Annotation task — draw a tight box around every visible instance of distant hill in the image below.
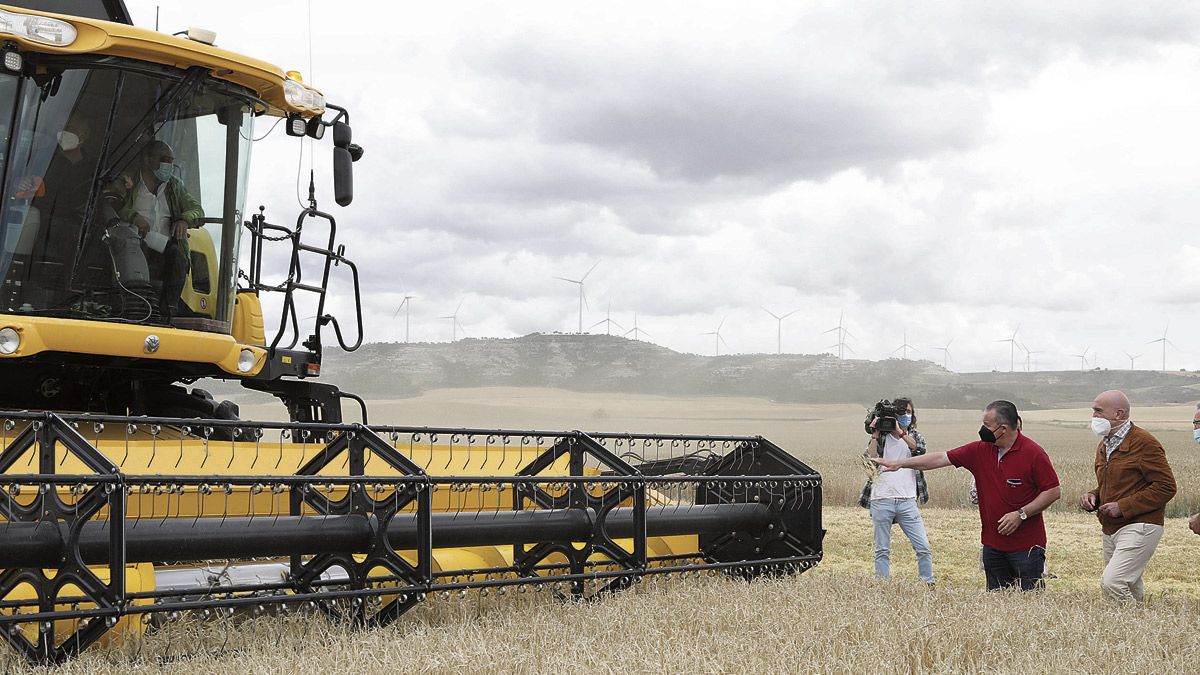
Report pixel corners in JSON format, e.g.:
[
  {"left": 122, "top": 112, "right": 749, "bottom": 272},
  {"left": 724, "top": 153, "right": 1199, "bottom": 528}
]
[{"left": 297, "top": 333, "right": 1200, "bottom": 409}]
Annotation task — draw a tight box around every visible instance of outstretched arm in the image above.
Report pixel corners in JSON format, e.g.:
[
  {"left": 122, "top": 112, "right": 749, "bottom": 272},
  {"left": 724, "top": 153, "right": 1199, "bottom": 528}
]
[{"left": 870, "top": 451, "right": 952, "bottom": 472}]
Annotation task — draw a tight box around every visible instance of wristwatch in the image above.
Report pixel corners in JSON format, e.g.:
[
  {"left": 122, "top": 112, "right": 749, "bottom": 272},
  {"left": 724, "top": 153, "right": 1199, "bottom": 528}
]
[{"left": 1018, "top": 508, "right": 1028, "bottom": 521}]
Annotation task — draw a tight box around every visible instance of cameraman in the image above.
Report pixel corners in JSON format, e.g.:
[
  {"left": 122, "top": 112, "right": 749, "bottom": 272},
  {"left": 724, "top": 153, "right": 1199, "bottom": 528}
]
[{"left": 860, "top": 397, "right": 934, "bottom": 585}]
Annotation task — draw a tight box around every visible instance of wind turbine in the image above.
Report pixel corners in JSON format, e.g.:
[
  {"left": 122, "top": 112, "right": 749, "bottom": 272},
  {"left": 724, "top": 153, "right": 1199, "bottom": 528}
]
[
  {"left": 892, "top": 329, "right": 919, "bottom": 360},
  {"left": 1146, "top": 322, "right": 1174, "bottom": 371},
  {"left": 1026, "top": 346, "right": 1045, "bottom": 372},
  {"left": 554, "top": 261, "right": 599, "bottom": 334},
  {"left": 1124, "top": 351, "right": 1142, "bottom": 370},
  {"left": 824, "top": 310, "right": 853, "bottom": 360},
  {"left": 623, "top": 314, "right": 653, "bottom": 341},
  {"left": 590, "top": 302, "right": 625, "bottom": 336},
  {"left": 701, "top": 317, "right": 728, "bottom": 356},
  {"left": 1070, "top": 346, "right": 1090, "bottom": 372},
  {"left": 997, "top": 324, "right": 1020, "bottom": 372},
  {"left": 393, "top": 294, "right": 414, "bottom": 343},
  {"left": 761, "top": 306, "right": 800, "bottom": 355},
  {"left": 438, "top": 299, "right": 465, "bottom": 342},
  {"left": 931, "top": 339, "right": 953, "bottom": 369}
]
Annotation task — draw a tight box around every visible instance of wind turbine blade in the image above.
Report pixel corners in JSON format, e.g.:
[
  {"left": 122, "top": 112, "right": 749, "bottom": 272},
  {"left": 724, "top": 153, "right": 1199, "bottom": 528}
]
[
  {"left": 782, "top": 309, "right": 801, "bottom": 319},
  {"left": 761, "top": 307, "right": 780, "bottom": 320},
  {"left": 719, "top": 334, "right": 728, "bottom": 348},
  {"left": 610, "top": 320, "right": 626, "bottom": 331},
  {"left": 581, "top": 287, "right": 589, "bottom": 310},
  {"left": 581, "top": 261, "right": 600, "bottom": 282},
  {"left": 843, "top": 328, "right": 855, "bottom": 339},
  {"left": 823, "top": 326, "right": 839, "bottom": 334},
  {"left": 843, "top": 344, "right": 855, "bottom": 354},
  {"left": 717, "top": 316, "right": 726, "bottom": 332},
  {"left": 589, "top": 318, "right": 607, "bottom": 329},
  {"left": 455, "top": 298, "right": 464, "bottom": 314},
  {"left": 553, "top": 276, "right": 579, "bottom": 284}
]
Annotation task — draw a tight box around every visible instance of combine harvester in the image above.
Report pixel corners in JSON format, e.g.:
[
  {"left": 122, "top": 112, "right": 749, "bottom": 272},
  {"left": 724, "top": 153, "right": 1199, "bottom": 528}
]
[{"left": 0, "top": 1, "right": 824, "bottom": 665}]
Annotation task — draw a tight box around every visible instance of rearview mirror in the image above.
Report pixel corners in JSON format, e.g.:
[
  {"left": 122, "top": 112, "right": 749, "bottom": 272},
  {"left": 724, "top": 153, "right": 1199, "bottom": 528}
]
[{"left": 333, "top": 146, "right": 353, "bottom": 206}]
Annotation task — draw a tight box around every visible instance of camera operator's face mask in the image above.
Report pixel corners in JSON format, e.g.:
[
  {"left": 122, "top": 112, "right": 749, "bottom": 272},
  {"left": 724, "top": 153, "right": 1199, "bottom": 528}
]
[{"left": 898, "top": 414, "right": 913, "bottom": 429}]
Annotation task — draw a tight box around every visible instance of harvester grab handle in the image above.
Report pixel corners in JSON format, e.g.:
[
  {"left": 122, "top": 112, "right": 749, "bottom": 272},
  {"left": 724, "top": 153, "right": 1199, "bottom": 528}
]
[{"left": 323, "top": 255, "right": 364, "bottom": 352}]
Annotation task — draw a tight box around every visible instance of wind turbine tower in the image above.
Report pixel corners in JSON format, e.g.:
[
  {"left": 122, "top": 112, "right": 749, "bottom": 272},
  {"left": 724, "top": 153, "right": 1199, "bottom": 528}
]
[
  {"left": 1070, "top": 347, "right": 1090, "bottom": 372},
  {"left": 554, "top": 261, "right": 599, "bottom": 334},
  {"left": 590, "top": 302, "right": 625, "bottom": 336},
  {"left": 892, "top": 329, "right": 919, "bottom": 360},
  {"left": 761, "top": 306, "right": 800, "bottom": 355},
  {"left": 393, "top": 294, "right": 414, "bottom": 343},
  {"left": 1147, "top": 323, "right": 1174, "bottom": 371},
  {"left": 701, "top": 317, "right": 728, "bottom": 356},
  {"left": 997, "top": 325, "right": 1020, "bottom": 372},
  {"left": 931, "top": 339, "right": 953, "bottom": 370},
  {"left": 824, "top": 310, "right": 853, "bottom": 360},
  {"left": 623, "top": 314, "right": 652, "bottom": 341},
  {"left": 1124, "top": 351, "right": 1142, "bottom": 370},
  {"left": 438, "top": 299, "right": 465, "bottom": 342}
]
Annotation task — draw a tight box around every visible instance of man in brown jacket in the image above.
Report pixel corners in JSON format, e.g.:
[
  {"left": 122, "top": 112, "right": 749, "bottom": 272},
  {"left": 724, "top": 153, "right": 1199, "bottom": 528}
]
[{"left": 1079, "top": 390, "right": 1176, "bottom": 602}]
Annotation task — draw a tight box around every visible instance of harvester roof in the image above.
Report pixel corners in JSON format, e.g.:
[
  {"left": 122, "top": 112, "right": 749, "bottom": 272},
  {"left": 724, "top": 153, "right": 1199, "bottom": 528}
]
[{"left": 0, "top": 2, "right": 325, "bottom": 118}]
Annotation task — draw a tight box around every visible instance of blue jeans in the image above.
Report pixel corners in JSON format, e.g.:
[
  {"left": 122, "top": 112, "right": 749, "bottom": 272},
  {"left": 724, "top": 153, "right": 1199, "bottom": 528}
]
[
  {"left": 981, "top": 544, "right": 1045, "bottom": 591},
  {"left": 870, "top": 497, "right": 934, "bottom": 583}
]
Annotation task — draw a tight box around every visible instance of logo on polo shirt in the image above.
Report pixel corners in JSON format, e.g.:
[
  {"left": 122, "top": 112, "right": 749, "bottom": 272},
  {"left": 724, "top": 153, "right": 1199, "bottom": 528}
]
[{"left": 1006, "top": 478, "right": 1023, "bottom": 487}]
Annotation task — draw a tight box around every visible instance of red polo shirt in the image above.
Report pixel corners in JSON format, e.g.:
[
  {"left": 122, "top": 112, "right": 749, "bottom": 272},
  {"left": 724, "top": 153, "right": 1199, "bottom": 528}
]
[{"left": 947, "top": 433, "right": 1059, "bottom": 552}]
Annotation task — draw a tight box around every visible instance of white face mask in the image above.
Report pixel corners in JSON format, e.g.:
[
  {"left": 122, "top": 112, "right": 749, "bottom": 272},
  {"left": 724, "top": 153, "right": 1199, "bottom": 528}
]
[
  {"left": 153, "top": 162, "right": 175, "bottom": 183},
  {"left": 57, "top": 130, "right": 80, "bottom": 152},
  {"left": 1090, "top": 416, "right": 1112, "bottom": 437}
]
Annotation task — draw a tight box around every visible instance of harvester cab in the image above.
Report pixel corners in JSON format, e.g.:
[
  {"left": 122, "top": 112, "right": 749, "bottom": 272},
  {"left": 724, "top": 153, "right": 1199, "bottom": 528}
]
[
  {"left": 0, "top": 2, "right": 824, "bottom": 667},
  {"left": 0, "top": 0, "right": 364, "bottom": 425}
]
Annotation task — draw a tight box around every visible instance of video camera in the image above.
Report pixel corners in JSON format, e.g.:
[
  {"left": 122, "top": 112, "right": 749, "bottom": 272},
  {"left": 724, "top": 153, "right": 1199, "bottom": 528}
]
[{"left": 865, "top": 399, "right": 905, "bottom": 434}]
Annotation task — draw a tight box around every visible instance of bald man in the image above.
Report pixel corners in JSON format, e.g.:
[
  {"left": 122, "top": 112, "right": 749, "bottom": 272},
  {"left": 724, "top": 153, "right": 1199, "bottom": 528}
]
[{"left": 1079, "top": 390, "right": 1176, "bottom": 602}]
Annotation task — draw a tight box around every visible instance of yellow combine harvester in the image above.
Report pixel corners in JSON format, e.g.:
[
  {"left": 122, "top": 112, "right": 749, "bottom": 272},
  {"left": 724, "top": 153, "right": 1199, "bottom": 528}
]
[{"left": 0, "top": 1, "right": 823, "bottom": 665}]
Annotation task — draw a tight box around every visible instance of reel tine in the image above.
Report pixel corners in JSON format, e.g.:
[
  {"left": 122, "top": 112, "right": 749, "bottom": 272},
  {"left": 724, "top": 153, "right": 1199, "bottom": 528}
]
[
  {"left": 274, "top": 431, "right": 285, "bottom": 471},
  {"left": 250, "top": 429, "right": 261, "bottom": 469},
  {"left": 200, "top": 431, "right": 211, "bottom": 469}
]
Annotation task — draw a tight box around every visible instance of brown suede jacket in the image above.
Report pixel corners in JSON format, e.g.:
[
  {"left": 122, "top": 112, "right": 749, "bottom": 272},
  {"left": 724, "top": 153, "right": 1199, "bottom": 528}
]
[{"left": 1088, "top": 424, "right": 1177, "bottom": 535}]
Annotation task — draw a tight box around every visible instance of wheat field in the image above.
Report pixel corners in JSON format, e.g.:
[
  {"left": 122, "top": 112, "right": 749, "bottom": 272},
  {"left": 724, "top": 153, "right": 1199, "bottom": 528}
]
[{"left": 7, "top": 390, "right": 1200, "bottom": 673}]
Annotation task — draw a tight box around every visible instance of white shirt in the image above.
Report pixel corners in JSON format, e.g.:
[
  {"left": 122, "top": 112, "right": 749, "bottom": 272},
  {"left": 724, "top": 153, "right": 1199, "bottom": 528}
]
[
  {"left": 130, "top": 177, "right": 171, "bottom": 237},
  {"left": 871, "top": 433, "right": 917, "bottom": 499}
]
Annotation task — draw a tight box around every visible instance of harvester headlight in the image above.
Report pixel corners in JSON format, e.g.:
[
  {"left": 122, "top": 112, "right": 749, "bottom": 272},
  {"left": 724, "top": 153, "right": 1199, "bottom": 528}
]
[
  {"left": 0, "top": 9, "right": 78, "bottom": 47},
  {"left": 237, "top": 348, "right": 256, "bottom": 373},
  {"left": 0, "top": 327, "right": 20, "bottom": 355},
  {"left": 282, "top": 78, "right": 326, "bottom": 112}
]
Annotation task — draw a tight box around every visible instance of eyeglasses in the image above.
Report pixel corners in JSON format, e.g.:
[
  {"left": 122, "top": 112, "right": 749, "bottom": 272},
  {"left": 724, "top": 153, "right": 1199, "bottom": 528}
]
[{"left": 1192, "top": 420, "right": 1200, "bottom": 428}]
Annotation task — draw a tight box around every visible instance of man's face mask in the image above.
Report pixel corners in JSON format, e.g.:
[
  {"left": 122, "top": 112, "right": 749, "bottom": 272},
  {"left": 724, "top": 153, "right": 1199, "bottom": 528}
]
[
  {"left": 1193, "top": 425, "right": 1200, "bottom": 444},
  {"left": 978, "top": 424, "right": 1001, "bottom": 444},
  {"left": 154, "top": 162, "right": 175, "bottom": 183}
]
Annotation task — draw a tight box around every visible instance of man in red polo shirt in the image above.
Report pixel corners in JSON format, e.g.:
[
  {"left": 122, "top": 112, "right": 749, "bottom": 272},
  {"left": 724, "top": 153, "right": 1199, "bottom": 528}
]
[{"left": 872, "top": 400, "right": 1061, "bottom": 590}]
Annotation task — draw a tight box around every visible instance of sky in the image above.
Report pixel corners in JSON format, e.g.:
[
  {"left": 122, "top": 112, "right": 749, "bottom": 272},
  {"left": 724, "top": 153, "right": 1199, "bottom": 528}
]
[{"left": 122, "top": 1, "right": 1200, "bottom": 373}]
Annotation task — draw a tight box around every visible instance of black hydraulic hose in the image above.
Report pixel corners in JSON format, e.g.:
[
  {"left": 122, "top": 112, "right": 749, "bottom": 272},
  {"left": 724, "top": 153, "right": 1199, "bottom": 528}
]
[{"left": 0, "top": 503, "right": 771, "bottom": 567}]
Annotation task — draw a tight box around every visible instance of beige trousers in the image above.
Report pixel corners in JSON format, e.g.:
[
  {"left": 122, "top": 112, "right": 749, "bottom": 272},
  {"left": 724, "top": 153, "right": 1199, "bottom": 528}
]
[{"left": 1101, "top": 522, "right": 1164, "bottom": 602}]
